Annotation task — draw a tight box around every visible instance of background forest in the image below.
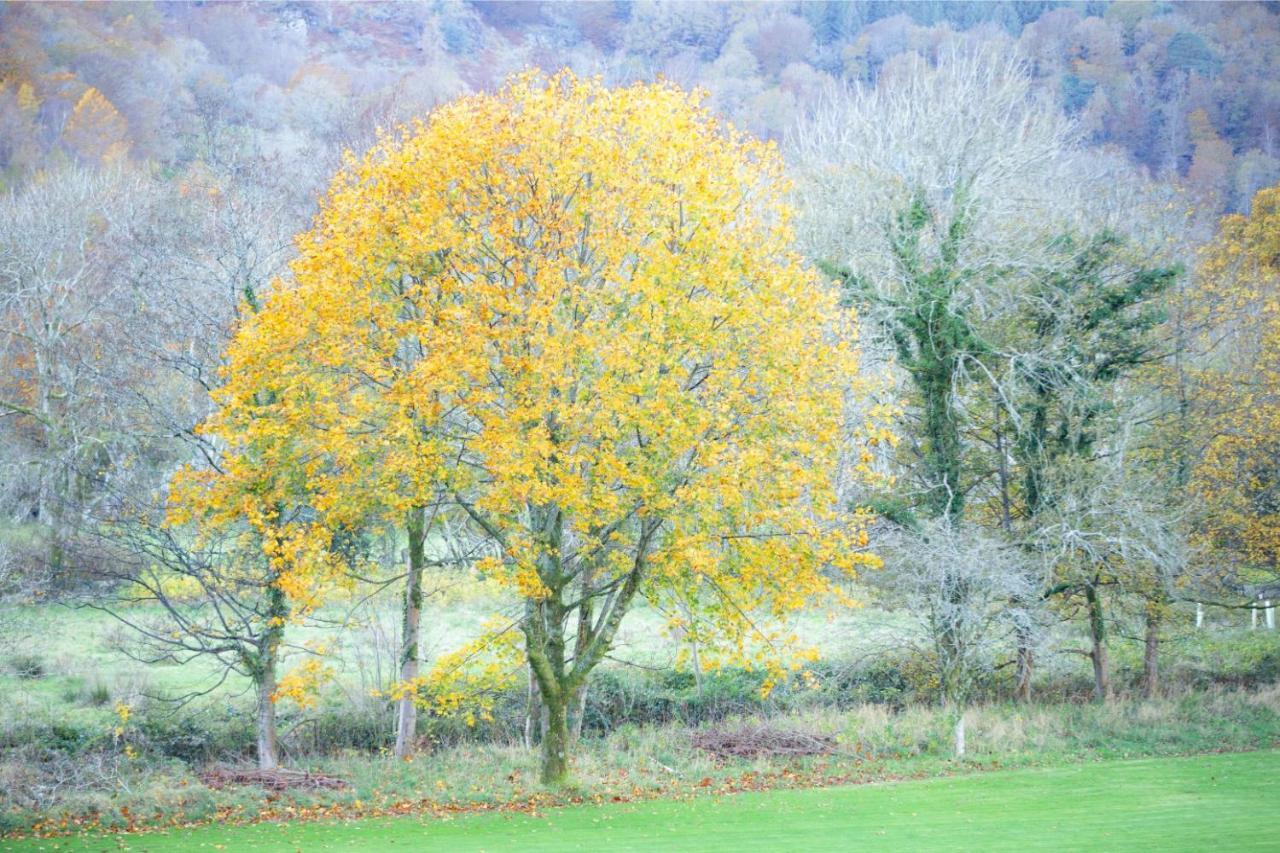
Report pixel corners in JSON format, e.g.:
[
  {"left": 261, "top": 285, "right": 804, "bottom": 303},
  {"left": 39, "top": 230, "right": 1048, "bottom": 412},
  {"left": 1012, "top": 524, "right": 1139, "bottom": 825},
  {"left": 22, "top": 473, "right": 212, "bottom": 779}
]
[{"left": 2, "top": 0, "right": 1280, "bottom": 841}]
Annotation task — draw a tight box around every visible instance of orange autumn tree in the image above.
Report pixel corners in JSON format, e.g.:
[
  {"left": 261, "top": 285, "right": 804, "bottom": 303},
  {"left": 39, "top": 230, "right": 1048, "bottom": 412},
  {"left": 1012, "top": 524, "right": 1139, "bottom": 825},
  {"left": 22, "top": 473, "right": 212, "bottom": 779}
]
[
  {"left": 1191, "top": 186, "right": 1280, "bottom": 603},
  {"left": 204, "top": 72, "right": 883, "bottom": 784}
]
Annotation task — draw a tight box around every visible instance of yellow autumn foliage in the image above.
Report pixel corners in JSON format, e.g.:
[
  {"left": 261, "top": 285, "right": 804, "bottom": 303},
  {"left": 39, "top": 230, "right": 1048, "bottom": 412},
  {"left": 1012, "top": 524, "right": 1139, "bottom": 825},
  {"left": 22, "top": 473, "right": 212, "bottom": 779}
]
[
  {"left": 61, "top": 86, "right": 129, "bottom": 164},
  {"left": 1191, "top": 185, "right": 1280, "bottom": 577},
  {"left": 184, "top": 71, "right": 885, "bottom": 712}
]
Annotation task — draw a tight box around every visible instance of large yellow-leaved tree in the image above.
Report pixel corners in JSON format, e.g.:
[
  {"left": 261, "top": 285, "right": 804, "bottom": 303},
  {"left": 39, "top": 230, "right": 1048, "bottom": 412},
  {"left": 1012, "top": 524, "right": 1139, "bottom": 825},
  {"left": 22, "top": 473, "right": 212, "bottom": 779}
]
[{"left": 197, "top": 72, "right": 884, "bottom": 783}]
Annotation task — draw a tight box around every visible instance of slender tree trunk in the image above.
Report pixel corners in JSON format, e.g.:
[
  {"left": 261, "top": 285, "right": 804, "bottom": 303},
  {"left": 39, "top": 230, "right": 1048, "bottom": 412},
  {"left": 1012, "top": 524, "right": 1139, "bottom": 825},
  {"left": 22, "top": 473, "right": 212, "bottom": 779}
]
[
  {"left": 1014, "top": 637, "right": 1034, "bottom": 702},
  {"left": 953, "top": 708, "right": 966, "bottom": 758},
  {"left": 568, "top": 562, "right": 594, "bottom": 743},
  {"left": 1014, "top": 622, "right": 1034, "bottom": 703},
  {"left": 1267, "top": 600, "right": 1276, "bottom": 630},
  {"left": 566, "top": 682, "right": 588, "bottom": 742},
  {"left": 1142, "top": 603, "right": 1160, "bottom": 699},
  {"left": 254, "top": 574, "right": 288, "bottom": 770},
  {"left": 1085, "top": 581, "right": 1109, "bottom": 703},
  {"left": 256, "top": 651, "right": 280, "bottom": 770},
  {"left": 395, "top": 506, "right": 427, "bottom": 759},
  {"left": 690, "top": 632, "right": 705, "bottom": 699},
  {"left": 523, "top": 663, "right": 541, "bottom": 749}
]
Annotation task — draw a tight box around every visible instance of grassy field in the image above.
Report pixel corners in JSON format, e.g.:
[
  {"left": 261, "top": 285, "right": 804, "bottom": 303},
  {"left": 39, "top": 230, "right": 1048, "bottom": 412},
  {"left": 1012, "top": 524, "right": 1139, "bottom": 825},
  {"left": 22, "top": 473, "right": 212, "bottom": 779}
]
[{"left": 6, "top": 750, "right": 1276, "bottom": 852}]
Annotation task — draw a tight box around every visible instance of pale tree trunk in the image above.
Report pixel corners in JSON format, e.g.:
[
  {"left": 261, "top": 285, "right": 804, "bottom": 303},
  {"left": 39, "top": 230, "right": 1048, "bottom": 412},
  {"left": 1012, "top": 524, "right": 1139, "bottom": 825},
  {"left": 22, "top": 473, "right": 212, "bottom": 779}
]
[
  {"left": 1142, "top": 603, "right": 1160, "bottom": 699},
  {"left": 1085, "top": 581, "right": 1109, "bottom": 703},
  {"left": 254, "top": 583, "right": 286, "bottom": 770},
  {"left": 566, "top": 682, "right": 588, "bottom": 743},
  {"left": 953, "top": 710, "right": 966, "bottom": 758},
  {"left": 1251, "top": 605, "right": 1258, "bottom": 630},
  {"left": 394, "top": 506, "right": 427, "bottom": 760},
  {"left": 690, "top": 632, "right": 705, "bottom": 699},
  {"left": 523, "top": 664, "right": 541, "bottom": 749},
  {"left": 567, "top": 562, "right": 595, "bottom": 744},
  {"left": 1267, "top": 601, "right": 1276, "bottom": 630},
  {"left": 1198, "top": 601, "right": 1206, "bottom": 629},
  {"left": 1014, "top": 623, "right": 1034, "bottom": 703},
  {"left": 256, "top": 652, "right": 280, "bottom": 770},
  {"left": 678, "top": 597, "right": 705, "bottom": 699}
]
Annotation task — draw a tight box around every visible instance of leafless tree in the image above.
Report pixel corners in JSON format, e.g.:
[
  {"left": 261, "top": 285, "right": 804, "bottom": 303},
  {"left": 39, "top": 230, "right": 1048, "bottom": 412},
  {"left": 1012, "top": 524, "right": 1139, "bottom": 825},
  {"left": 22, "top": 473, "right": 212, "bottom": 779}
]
[
  {"left": 875, "top": 518, "right": 1040, "bottom": 756},
  {"left": 1032, "top": 452, "right": 1187, "bottom": 702},
  {"left": 0, "top": 167, "right": 153, "bottom": 585}
]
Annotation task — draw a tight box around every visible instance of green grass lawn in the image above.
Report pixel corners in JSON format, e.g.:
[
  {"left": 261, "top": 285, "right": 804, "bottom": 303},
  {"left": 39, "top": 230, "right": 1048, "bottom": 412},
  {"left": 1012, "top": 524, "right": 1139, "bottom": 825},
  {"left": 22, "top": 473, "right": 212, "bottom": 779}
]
[{"left": 9, "top": 750, "right": 1277, "bottom": 852}]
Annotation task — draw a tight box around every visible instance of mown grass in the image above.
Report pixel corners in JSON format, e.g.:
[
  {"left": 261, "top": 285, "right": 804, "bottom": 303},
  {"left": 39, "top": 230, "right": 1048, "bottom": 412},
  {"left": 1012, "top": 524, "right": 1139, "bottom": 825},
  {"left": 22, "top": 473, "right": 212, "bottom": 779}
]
[{"left": 7, "top": 749, "right": 1277, "bottom": 851}]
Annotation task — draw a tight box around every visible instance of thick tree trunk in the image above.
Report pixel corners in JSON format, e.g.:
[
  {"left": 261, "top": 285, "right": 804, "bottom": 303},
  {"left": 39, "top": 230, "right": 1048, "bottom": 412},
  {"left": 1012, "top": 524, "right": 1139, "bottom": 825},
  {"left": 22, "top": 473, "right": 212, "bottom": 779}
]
[
  {"left": 256, "top": 657, "right": 280, "bottom": 770},
  {"left": 1142, "top": 604, "right": 1160, "bottom": 699},
  {"left": 1085, "top": 581, "right": 1109, "bottom": 703},
  {"left": 394, "top": 506, "right": 427, "bottom": 759},
  {"left": 541, "top": 690, "right": 570, "bottom": 785}
]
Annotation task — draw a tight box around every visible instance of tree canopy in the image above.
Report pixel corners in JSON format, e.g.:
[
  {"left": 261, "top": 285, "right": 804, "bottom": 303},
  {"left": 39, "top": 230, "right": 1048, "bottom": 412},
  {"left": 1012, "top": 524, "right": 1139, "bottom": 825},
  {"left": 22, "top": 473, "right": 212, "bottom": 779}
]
[{"left": 186, "top": 71, "right": 886, "bottom": 782}]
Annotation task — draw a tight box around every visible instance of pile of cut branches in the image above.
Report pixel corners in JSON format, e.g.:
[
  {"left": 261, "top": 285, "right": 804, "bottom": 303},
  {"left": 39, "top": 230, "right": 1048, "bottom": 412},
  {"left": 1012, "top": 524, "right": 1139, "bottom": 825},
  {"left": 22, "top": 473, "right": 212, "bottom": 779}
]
[
  {"left": 199, "top": 766, "right": 349, "bottom": 792},
  {"left": 691, "top": 724, "right": 836, "bottom": 761}
]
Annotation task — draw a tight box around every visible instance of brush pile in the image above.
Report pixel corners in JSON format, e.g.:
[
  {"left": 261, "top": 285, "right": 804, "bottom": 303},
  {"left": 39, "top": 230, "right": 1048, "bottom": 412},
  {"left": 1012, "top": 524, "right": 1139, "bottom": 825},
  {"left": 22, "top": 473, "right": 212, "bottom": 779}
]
[
  {"left": 691, "top": 725, "right": 836, "bottom": 761},
  {"left": 199, "top": 766, "right": 349, "bottom": 792}
]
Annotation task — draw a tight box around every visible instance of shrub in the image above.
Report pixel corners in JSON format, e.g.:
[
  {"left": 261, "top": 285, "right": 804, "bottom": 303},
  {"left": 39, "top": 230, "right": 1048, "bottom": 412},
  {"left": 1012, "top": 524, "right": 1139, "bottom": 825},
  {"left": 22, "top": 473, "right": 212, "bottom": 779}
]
[{"left": 9, "top": 654, "right": 43, "bottom": 680}]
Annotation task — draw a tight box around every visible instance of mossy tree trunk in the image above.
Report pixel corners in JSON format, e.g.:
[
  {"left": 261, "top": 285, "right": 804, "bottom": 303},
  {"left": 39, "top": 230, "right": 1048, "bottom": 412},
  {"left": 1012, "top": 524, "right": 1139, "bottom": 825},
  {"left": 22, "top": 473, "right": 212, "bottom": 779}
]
[{"left": 519, "top": 503, "right": 660, "bottom": 785}]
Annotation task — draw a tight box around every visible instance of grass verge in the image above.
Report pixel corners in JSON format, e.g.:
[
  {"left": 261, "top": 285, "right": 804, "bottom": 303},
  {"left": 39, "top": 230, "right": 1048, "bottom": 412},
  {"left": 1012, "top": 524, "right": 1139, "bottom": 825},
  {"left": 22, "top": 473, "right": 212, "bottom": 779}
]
[
  {"left": 5, "top": 749, "right": 1277, "bottom": 851},
  {"left": 3, "top": 684, "right": 1278, "bottom": 841}
]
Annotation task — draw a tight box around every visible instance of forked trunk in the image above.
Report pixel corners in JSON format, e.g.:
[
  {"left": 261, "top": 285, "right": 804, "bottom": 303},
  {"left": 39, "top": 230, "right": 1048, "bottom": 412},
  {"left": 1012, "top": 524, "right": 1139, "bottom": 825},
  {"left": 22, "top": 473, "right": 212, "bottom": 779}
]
[{"left": 394, "top": 506, "right": 428, "bottom": 759}]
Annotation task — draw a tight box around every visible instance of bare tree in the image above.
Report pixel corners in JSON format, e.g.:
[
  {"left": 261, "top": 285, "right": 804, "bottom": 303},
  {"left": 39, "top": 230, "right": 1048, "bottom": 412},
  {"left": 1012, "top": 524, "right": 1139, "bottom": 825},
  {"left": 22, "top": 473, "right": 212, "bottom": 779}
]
[
  {"left": 0, "top": 167, "right": 152, "bottom": 585},
  {"left": 875, "top": 518, "right": 1040, "bottom": 756},
  {"left": 1033, "top": 454, "right": 1187, "bottom": 702},
  {"left": 87, "top": 498, "right": 312, "bottom": 770}
]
